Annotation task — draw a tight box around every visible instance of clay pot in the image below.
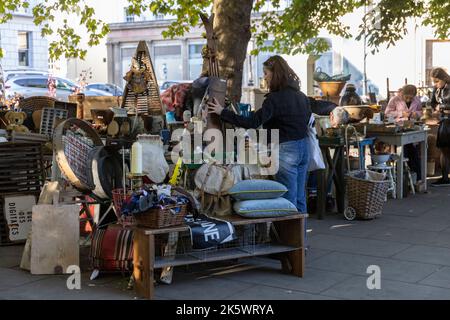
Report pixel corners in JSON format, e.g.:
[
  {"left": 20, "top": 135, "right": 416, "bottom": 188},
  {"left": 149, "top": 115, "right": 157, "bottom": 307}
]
[{"left": 318, "top": 81, "right": 346, "bottom": 97}]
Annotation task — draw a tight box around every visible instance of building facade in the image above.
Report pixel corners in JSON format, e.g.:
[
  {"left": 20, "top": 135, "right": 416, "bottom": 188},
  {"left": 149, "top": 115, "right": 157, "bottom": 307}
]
[
  {"left": 102, "top": 2, "right": 450, "bottom": 99},
  {"left": 0, "top": 1, "right": 48, "bottom": 71}
]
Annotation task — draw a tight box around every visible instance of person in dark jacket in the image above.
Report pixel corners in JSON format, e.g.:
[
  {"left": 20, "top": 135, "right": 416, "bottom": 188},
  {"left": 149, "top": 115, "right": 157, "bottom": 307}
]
[
  {"left": 207, "top": 55, "right": 312, "bottom": 212},
  {"left": 430, "top": 67, "right": 450, "bottom": 186}
]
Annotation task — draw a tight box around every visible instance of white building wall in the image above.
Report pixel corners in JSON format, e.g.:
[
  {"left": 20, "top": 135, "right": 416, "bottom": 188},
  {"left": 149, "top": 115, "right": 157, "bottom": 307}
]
[{"left": 0, "top": 15, "right": 48, "bottom": 70}]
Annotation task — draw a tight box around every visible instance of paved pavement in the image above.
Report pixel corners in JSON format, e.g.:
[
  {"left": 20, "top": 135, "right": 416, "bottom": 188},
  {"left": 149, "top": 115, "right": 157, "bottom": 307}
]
[{"left": 2, "top": 184, "right": 450, "bottom": 300}]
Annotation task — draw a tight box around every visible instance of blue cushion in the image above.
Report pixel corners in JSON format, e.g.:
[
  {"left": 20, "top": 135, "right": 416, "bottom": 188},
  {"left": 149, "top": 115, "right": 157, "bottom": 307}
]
[
  {"left": 233, "top": 198, "right": 298, "bottom": 218},
  {"left": 229, "top": 179, "right": 287, "bottom": 200}
]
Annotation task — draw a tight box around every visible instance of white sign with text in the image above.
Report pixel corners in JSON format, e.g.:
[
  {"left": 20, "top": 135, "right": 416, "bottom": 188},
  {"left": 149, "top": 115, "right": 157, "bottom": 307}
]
[{"left": 4, "top": 195, "right": 35, "bottom": 241}]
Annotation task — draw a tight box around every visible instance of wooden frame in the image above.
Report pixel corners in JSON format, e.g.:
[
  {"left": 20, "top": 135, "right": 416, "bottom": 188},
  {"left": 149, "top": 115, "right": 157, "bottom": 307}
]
[{"left": 132, "top": 214, "right": 307, "bottom": 299}]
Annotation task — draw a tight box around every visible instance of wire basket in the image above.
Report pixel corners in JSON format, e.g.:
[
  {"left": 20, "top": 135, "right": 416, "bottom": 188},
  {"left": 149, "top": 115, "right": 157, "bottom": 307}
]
[
  {"left": 345, "top": 170, "right": 390, "bottom": 220},
  {"left": 111, "top": 189, "right": 136, "bottom": 226},
  {"left": 133, "top": 204, "right": 188, "bottom": 229}
]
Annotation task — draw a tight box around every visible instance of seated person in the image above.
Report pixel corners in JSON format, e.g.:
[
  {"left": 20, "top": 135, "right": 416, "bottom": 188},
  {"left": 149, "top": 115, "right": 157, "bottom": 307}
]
[
  {"left": 330, "top": 106, "right": 350, "bottom": 127},
  {"left": 385, "top": 84, "right": 422, "bottom": 122},
  {"left": 385, "top": 84, "right": 422, "bottom": 181}
]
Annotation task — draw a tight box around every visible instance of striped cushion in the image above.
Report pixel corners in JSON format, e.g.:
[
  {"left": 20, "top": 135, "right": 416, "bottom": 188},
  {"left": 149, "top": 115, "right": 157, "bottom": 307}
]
[{"left": 90, "top": 225, "right": 134, "bottom": 271}]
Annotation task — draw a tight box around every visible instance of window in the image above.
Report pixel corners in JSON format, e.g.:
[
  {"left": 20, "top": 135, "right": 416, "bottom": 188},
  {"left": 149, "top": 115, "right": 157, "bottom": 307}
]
[
  {"left": 124, "top": 7, "right": 135, "bottom": 22},
  {"left": 56, "top": 79, "right": 75, "bottom": 91},
  {"left": 18, "top": 32, "right": 30, "bottom": 67},
  {"left": 14, "top": 79, "right": 28, "bottom": 86},
  {"left": 188, "top": 43, "right": 205, "bottom": 79},
  {"left": 27, "top": 78, "right": 47, "bottom": 88},
  {"left": 154, "top": 44, "right": 182, "bottom": 81},
  {"left": 425, "top": 40, "right": 450, "bottom": 86}
]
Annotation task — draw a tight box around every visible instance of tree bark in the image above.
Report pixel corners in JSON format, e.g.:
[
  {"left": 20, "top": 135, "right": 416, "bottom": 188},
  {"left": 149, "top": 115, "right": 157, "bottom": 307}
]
[{"left": 213, "top": 0, "right": 253, "bottom": 103}]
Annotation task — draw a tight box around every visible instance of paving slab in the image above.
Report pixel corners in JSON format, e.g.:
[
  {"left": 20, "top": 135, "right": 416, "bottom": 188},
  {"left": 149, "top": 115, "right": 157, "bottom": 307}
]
[
  {"left": 224, "top": 284, "right": 337, "bottom": 300},
  {"left": 214, "top": 266, "right": 352, "bottom": 294},
  {"left": 0, "top": 275, "right": 136, "bottom": 300},
  {"left": 0, "top": 267, "right": 49, "bottom": 291},
  {"left": 373, "top": 215, "right": 450, "bottom": 232},
  {"left": 154, "top": 276, "right": 255, "bottom": 300},
  {"left": 321, "top": 275, "right": 450, "bottom": 300},
  {"left": 393, "top": 245, "right": 450, "bottom": 266},
  {"left": 419, "top": 267, "right": 450, "bottom": 289},
  {"left": 309, "top": 234, "right": 411, "bottom": 258},
  {"left": 367, "top": 227, "right": 450, "bottom": 248},
  {"left": 309, "top": 252, "right": 439, "bottom": 283}
]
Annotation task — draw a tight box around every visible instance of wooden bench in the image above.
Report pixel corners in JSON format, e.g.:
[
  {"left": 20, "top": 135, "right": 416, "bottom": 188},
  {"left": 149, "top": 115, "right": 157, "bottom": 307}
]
[{"left": 132, "top": 214, "right": 307, "bottom": 299}]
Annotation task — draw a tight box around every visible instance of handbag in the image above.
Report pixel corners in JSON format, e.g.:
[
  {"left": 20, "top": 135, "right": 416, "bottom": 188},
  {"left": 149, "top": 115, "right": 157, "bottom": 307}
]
[
  {"left": 194, "top": 162, "right": 236, "bottom": 195},
  {"left": 307, "top": 114, "right": 326, "bottom": 172},
  {"left": 194, "top": 163, "right": 244, "bottom": 216}
]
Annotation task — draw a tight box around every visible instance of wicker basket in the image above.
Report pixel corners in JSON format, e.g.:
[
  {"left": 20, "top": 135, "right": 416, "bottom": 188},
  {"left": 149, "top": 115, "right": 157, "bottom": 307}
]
[
  {"left": 345, "top": 170, "right": 390, "bottom": 219},
  {"left": 133, "top": 204, "right": 187, "bottom": 229}
]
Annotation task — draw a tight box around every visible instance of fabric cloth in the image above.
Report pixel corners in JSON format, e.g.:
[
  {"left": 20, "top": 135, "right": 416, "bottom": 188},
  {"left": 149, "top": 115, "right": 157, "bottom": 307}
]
[
  {"left": 220, "top": 79, "right": 312, "bottom": 143},
  {"left": 185, "top": 214, "right": 236, "bottom": 250},
  {"left": 385, "top": 95, "right": 422, "bottom": 122},
  {"left": 275, "top": 139, "right": 310, "bottom": 213},
  {"left": 160, "top": 83, "right": 192, "bottom": 112}
]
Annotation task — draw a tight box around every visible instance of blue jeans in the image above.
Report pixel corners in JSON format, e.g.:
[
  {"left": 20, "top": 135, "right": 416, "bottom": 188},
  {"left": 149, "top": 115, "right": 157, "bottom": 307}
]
[{"left": 275, "top": 139, "right": 310, "bottom": 212}]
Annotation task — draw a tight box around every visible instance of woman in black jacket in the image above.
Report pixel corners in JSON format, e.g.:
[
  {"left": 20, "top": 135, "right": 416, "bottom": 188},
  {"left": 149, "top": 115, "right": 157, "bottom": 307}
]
[
  {"left": 207, "top": 55, "right": 312, "bottom": 212},
  {"left": 430, "top": 67, "right": 450, "bottom": 186}
]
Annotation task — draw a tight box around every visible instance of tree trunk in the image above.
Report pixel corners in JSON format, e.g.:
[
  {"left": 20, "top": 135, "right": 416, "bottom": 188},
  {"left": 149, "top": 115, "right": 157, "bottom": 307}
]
[{"left": 213, "top": 0, "right": 253, "bottom": 103}]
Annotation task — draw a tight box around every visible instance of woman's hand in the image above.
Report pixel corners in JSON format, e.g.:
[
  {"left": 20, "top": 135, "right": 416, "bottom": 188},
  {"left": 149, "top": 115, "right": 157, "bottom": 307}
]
[
  {"left": 207, "top": 97, "right": 224, "bottom": 115},
  {"left": 402, "top": 111, "right": 410, "bottom": 119}
]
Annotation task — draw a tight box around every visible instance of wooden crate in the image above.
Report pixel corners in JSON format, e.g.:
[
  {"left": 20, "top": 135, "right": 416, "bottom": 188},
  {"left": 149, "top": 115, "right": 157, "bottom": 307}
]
[
  {"left": 0, "top": 142, "right": 45, "bottom": 194},
  {"left": 0, "top": 142, "right": 44, "bottom": 245}
]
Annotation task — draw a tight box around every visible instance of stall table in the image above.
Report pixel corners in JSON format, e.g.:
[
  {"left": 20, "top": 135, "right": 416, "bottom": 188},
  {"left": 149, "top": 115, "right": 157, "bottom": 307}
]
[
  {"left": 317, "top": 136, "right": 346, "bottom": 219},
  {"left": 132, "top": 214, "right": 307, "bottom": 299},
  {"left": 366, "top": 129, "right": 428, "bottom": 199}
]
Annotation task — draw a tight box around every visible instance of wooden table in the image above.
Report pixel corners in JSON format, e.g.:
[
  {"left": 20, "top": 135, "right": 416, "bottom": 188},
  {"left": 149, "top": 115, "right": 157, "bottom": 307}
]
[
  {"left": 317, "top": 137, "right": 346, "bottom": 219},
  {"left": 132, "top": 214, "right": 307, "bottom": 299},
  {"left": 366, "top": 129, "right": 428, "bottom": 199}
]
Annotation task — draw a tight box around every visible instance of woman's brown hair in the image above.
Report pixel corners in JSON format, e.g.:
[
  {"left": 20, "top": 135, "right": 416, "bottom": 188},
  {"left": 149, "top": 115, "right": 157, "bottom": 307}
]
[
  {"left": 263, "top": 55, "right": 299, "bottom": 92},
  {"left": 431, "top": 67, "right": 450, "bottom": 83},
  {"left": 402, "top": 84, "right": 417, "bottom": 96}
]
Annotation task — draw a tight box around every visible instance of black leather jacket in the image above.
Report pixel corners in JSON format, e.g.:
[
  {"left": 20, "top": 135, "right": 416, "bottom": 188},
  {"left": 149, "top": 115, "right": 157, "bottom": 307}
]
[
  {"left": 431, "top": 83, "right": 450, "bottom": 112},
  {"left": 220, "top": 80, "right": 312, "bottom": 143}
]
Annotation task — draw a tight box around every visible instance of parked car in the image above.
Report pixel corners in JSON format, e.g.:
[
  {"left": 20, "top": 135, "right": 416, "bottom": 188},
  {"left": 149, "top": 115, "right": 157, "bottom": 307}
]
[
  {"left": 3, "top": 68, "right": 49, "bottom": 82},
  {"left": 85, "top": 83, "right": 123, "bottom": 96},
  {"left": 159, "top": 80, "right": 193, "bottom": 93},
  {"left": 5, "top": 75, "right": 112, "bottom": 102}
]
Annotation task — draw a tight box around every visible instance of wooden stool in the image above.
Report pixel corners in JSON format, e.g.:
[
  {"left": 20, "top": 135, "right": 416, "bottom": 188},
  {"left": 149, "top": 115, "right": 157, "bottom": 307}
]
[
  {"left": 390, "top": 155, "right": 415, "bottom": 196},
  {"left": 368, "top": 164, "right": 396, "bottom": 200}
]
